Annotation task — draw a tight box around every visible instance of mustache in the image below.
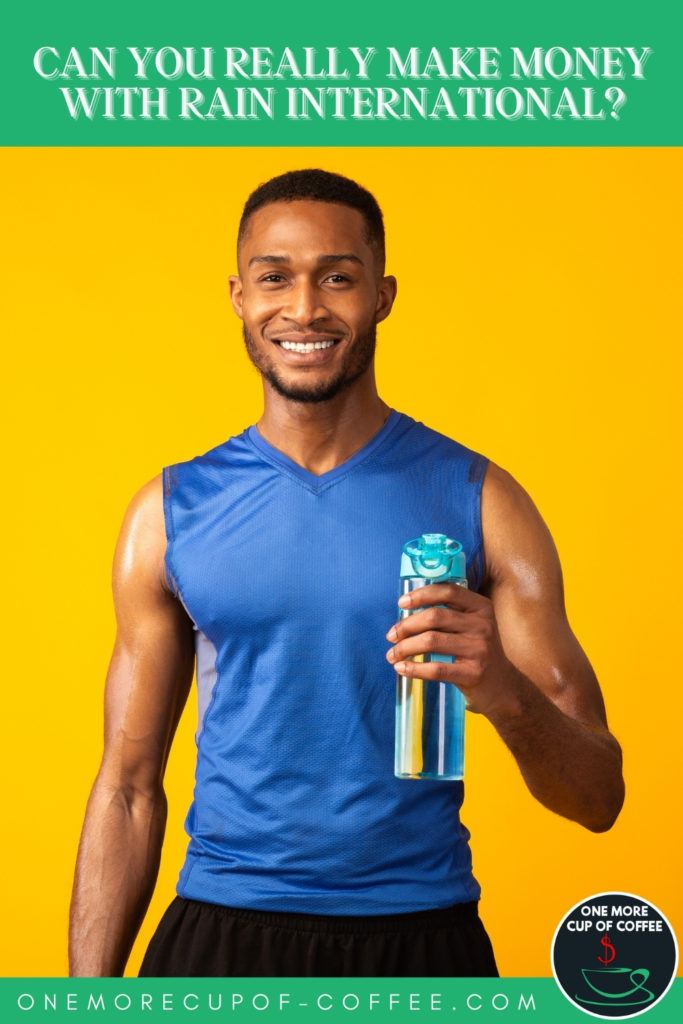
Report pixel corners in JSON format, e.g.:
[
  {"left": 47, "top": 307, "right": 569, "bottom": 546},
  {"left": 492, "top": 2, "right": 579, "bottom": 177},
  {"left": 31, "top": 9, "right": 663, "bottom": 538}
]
[{"left": 265, "top": 324, "right": 345, "bottom": 337}]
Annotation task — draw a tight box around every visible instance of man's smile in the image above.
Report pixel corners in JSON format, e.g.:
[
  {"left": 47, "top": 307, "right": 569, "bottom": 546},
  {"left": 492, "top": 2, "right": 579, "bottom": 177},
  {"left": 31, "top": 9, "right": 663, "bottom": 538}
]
[{"left": 267, "top": 332, "right": 345, "bottom": 360}]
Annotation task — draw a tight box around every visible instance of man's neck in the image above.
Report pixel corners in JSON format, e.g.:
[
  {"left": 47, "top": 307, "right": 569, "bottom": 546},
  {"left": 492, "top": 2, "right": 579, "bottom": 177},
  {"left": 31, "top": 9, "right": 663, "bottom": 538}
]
[{"left": 255, "top": 395, "right": 393, "bottom": 477}]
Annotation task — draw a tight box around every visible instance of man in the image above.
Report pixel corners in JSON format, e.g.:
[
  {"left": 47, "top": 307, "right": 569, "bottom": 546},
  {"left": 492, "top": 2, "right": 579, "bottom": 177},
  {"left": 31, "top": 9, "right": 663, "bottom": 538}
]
[{"left": 68, "top": 169, "right": 624, "bottom": 978}]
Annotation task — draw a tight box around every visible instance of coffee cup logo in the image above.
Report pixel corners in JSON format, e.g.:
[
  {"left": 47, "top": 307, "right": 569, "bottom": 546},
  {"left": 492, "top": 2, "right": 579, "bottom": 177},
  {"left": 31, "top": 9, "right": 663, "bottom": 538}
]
[
  {"left": 579, "top": 966, "right": 654, "bottom": 1007},
  {"left": 551, "top": 893, "right": 677, "bottom": 1018}
]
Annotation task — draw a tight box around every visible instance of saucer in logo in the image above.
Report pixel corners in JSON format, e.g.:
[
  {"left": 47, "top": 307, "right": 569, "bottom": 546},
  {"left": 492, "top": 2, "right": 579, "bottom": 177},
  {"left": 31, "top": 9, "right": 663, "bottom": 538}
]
[{"left": 551, "top": 892, "right": 677, "bottom": 1018}]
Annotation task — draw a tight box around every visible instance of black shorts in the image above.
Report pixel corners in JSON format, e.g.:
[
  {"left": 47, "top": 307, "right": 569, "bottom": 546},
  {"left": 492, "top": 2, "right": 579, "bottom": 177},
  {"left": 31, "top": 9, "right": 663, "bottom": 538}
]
[{"left": 138, "top": 896, "right": 499, "bottom": 977}]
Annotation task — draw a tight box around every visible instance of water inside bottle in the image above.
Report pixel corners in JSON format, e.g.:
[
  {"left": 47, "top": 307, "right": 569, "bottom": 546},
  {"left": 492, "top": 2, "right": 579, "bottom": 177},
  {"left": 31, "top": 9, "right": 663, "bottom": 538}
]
[{"left": 394, "top": 576, "right": 467, "bottom": 780}]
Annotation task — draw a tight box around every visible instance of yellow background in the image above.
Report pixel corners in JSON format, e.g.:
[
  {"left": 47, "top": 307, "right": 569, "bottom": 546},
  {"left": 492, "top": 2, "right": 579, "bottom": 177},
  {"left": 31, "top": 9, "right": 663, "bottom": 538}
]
[{"left": 2, "top": 148, "right": 680, "bottom": 976}]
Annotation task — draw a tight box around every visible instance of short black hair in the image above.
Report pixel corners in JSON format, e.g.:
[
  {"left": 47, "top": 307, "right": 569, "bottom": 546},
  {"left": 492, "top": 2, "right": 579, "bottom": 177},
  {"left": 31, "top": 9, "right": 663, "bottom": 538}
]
[{"left": 237, "top": 168, "right": 386, "bottom": 272}]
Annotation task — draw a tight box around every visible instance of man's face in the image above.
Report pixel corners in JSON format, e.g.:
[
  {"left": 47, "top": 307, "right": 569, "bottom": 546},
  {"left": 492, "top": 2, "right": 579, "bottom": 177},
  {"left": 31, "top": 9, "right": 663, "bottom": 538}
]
[{"left": 229, "top": 199, "right": 396, "bottom": 404}]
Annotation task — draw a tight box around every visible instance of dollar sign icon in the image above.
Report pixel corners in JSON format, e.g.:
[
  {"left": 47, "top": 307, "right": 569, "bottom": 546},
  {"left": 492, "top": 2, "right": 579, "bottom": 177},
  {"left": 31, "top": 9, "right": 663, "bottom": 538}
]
[{"left": 597, "top": 934, "right": 616, "bottom": 965}]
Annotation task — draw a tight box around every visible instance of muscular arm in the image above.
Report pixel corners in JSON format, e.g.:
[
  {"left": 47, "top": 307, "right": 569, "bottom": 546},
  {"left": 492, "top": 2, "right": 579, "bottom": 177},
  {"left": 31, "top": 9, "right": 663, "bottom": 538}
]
[
  {"left": 68, "top": 475, "right": 195, "bottom": 976},
  {"left": 478, "top": 463, "right": 624, "bottom": 832},
  {"left": 386, "top": 463, "right": 624, "bottom": 833}
]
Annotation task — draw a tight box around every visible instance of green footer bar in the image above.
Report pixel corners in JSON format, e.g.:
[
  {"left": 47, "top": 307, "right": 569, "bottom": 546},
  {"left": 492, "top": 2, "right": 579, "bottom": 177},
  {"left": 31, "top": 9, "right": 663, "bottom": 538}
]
[{"left": 0, "top": 979, "right": 680, "bottom": 1023}]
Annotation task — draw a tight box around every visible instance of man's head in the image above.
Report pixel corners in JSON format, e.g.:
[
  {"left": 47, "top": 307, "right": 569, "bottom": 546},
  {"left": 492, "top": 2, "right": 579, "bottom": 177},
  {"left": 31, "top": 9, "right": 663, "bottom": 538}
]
[
  {"left": 230, "top": 169, "right": 397, "bottom": 405},
  {"left": 237, "top": 168, "right": 386, "bottom": 276}
]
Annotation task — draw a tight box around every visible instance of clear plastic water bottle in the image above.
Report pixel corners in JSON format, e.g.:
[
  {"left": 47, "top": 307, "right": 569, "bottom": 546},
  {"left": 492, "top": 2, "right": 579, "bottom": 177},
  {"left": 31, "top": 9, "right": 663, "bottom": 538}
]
[{"left": 394, "top": 533, "right": 468, "bottom": 781}]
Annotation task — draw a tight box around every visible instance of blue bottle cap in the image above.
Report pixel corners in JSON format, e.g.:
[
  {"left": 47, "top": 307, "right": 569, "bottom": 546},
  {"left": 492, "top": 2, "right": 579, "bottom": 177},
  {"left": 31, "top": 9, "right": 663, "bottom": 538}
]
[{"left": 400, "top": 532, "right": 466, "bottom": 581}]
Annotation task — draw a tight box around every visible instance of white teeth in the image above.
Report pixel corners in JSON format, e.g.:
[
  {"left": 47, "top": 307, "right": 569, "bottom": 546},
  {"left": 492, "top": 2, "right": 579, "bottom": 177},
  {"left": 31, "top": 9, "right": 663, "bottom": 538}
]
[{"left": 279, "top": 340, "right": 336, "bottom": 352}]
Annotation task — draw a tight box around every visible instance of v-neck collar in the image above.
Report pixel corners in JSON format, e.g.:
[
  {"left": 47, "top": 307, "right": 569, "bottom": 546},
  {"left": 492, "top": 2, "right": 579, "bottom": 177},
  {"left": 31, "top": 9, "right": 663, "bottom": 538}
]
[{"left": 245, "top": 409, "right": 403, "bottom": 494}]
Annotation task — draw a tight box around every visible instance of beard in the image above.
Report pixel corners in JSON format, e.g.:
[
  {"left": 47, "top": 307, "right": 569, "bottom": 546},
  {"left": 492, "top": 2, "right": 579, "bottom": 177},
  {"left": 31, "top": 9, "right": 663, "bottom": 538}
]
[{"left": 242, "top": 323, "right": 377, "bottom": 404}]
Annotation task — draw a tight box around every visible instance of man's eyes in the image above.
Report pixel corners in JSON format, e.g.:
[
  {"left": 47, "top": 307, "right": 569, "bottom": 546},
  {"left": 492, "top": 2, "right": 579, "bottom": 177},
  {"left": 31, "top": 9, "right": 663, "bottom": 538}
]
[{"left": 257, "top": 273, "right": 352, "bottom": 285}]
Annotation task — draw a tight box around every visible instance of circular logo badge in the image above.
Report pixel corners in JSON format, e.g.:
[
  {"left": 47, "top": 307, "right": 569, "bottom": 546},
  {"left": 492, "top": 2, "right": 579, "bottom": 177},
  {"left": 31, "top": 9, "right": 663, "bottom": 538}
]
[{"left": 551, "top": 892, "right": 678, "bottom": 1019}]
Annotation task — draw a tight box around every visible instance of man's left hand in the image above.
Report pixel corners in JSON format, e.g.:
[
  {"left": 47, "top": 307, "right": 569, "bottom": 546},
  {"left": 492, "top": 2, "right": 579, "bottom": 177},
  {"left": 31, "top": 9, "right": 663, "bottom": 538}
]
[{"left": 385, "top": 583, "right": 522, "bottom": 719}]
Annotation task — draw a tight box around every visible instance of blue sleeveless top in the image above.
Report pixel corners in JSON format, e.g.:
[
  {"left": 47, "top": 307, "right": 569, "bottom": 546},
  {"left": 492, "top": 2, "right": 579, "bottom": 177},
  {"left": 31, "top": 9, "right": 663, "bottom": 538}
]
[{"left": 163, "top": 409, "right": 489, "bottom": 914}]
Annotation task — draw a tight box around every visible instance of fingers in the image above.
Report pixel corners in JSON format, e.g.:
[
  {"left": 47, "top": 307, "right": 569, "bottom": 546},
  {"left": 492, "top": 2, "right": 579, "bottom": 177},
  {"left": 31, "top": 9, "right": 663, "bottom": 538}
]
[
  {"left": 386, "top": 628, "right": 485, "bottom": 666},
  {"left": 386, "top": 585, "right": 497, "bottom": 703},
  {"left": 397, "top": 582, "right": 487, "bottom": 613},
  {"left": 390, "top": 654, "right": 480, "bottom": 689},
  {"left": 387, "top": 603, "right": 490, "bottom": 642}
]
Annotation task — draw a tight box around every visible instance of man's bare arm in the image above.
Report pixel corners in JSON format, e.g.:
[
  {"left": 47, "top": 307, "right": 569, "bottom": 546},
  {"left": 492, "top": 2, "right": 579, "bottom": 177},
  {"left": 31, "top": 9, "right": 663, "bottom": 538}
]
[
  {"left": 477, "top": 463, "right": 624, "bottom": 831},
  {"left": 68, "top": 474, "right": 195, "bottom": 976},
  {"left": 386, "top": 462, "right": 624, "bottom": 833}
]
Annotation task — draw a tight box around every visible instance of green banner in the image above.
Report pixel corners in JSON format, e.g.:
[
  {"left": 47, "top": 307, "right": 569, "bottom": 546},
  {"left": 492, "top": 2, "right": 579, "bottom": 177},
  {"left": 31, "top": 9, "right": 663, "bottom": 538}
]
[
  {"left": 1, "top": 978, "right": 681, "bottom": 1023},
  {"left": 2, "top": 0, "right": 681, "bottom": 146}
]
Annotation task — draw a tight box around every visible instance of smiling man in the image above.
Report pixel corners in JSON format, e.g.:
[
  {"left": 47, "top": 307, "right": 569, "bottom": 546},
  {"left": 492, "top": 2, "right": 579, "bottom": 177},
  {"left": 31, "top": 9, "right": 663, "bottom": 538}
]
[{"left": 68, "top": 169, "right": 624, "bottom": 979}]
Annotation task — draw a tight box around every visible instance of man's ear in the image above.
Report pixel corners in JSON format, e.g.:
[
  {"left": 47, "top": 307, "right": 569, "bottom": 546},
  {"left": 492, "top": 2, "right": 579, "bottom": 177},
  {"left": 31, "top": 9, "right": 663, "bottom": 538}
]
[
  {"left": 375, "top": 275, "right": 398, "bottom": 325},
  {"left": 229, "top": 275, "right": 244, "bottom": 319}
]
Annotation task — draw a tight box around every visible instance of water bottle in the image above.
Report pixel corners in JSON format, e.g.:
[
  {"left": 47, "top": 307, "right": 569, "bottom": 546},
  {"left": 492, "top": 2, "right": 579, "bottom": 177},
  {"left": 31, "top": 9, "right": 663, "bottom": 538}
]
[{"left": 394, "top": 532, "right": 468, "bottom": 781}]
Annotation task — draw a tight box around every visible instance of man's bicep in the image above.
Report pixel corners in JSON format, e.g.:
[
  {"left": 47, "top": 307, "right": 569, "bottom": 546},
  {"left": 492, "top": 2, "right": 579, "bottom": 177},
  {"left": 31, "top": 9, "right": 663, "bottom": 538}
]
[
  {"left": 99, "top": 475, "right": 195, "bottom": 798},
  {"left": 481, "top": 463, "right": 609, "bottom": 731}
]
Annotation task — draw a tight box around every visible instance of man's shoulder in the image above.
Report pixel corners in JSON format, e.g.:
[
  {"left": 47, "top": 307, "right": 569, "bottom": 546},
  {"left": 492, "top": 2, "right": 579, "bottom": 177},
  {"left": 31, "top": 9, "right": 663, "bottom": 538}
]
[
  {"left": 404, "top": 413, "right": 490, "bottom": 466},
  {"left": 481, "top": 461, "right": 540, "bottom": 518},
  {"left": 479, "top": 460, "right": 560, "bottom": 589},
  {"left": 164, "top": 426, "right": 250, "bottom": 473},
  {"left": 126, "top": 472, "right": 164, "bottom": 522},
  {"left": 407, "top": 417, "right": 535, "bottom": 504},
  {"left": 116, "top": 473, "right": 171, "bottom": 595}
]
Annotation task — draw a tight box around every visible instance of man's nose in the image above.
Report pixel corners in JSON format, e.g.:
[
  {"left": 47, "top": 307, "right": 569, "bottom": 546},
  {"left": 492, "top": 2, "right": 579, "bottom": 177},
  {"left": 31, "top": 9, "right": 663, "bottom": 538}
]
[{"left": 282, "top": 281, "right": 329, "bottom": 324}]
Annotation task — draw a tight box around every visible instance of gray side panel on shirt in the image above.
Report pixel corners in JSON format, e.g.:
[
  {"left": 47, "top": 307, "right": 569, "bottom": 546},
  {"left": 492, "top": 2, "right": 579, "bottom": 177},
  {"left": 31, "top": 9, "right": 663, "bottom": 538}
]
[{"left": 194, "top": 628, "right": 219, "bottom": 742}]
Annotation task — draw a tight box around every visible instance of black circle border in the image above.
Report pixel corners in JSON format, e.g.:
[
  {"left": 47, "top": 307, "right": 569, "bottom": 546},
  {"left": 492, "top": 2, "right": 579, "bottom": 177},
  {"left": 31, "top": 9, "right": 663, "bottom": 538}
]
[{"left": 550, "top": 890, "right": 679, "bottom": 1020}]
